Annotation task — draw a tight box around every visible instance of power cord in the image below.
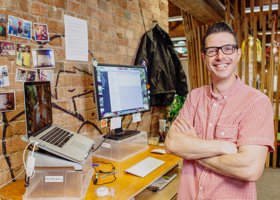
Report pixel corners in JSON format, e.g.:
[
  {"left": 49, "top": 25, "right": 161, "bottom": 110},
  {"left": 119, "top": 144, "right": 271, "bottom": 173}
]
[
  {"left": 92, "top": 132, "right": 113, "bottom": 153},
  {"left": 92, "top": 161, "right": 117, "bottom": 185},
  {"left": 23, "top": 140, "right": 38, "bottom": 187},
  {"left": 0, "top": 170, "right": 25, "bottom": 189},
  {"left": 0, "top": 141, "right": 38, "bottom": 189}
]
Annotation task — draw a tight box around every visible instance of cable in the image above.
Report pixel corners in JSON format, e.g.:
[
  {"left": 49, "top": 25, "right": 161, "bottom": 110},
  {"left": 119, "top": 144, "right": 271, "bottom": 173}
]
[
  {"left": 29, "top": 142, "right": 39, "bottom": 179},
  {"left": 22, "top": 141, "right": 38, "bottom": 187},
  {"left": 31, "top": 141, "right": 38, "bottom": 156},
  {"left": 92, "top": 161, "right": 117, "bottom": 185},
  {"left": 92, "top": 132, "right": 112, "bottom": 153},
  {"left": 0, "top": 170, "right": 25, "bottom": 189},
  {"left": 138, "top": 0, "right": 147, "bottom": 32},
  {"left": 22, "top": 141, "right": 33, "bottom": 173},
  {"left": 0, "top": 140, "right": 35, "bottom": 189}
]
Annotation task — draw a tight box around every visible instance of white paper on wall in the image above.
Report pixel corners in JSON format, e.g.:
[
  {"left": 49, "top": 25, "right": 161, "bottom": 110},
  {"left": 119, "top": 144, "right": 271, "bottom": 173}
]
[{"left": 64, "top": 15, "right": 88, "bottom": 61}]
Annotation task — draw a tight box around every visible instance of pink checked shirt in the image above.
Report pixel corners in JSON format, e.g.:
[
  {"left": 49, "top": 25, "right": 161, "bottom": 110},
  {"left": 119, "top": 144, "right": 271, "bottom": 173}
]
[{"left": 176, "top": 77, "right": 275, "bottom": 200}]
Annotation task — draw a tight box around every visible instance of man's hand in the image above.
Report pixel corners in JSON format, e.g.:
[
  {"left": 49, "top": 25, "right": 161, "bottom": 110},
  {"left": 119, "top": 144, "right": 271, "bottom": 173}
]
[{"left": 221, "top": 141, "right": 238, "bottom": 155}]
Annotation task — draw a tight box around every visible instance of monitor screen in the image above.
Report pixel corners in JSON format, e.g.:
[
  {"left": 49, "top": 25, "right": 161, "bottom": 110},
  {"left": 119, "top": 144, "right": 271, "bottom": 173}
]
[
  {"left": 24, "top": 81, "right": 52, "bottom": 137},
  {"left": 93, "top": 64, "right": 149, "bottom": 120}
]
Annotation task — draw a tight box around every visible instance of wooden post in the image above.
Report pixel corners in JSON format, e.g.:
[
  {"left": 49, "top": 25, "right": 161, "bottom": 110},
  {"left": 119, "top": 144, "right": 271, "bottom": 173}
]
[
  {"left": 225, "top": 0, "right": 231, "bottom": 23},
  {"left": 261, "top": 15, "right": 266, "bottom": 93},
  {"left": 270, "top": 15, "right": 276, "bottom": 168},
  {"left": 252, "top": 15, "right": 258, "bottom": 89},
  {"left": 244, "top": 16, "right": 249, "bottom": 85},
  {"left": 259, "top": 0, "right": 263, "bottom": 28},
  {"left": 273, "top": 48, "right": 280, "bottom": 169}
]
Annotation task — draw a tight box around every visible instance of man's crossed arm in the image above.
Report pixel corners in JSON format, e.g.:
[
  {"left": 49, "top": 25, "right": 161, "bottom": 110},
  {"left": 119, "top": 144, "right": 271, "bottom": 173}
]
[{"left": 165, "top": 119, "right": 268, "bottom": 181}]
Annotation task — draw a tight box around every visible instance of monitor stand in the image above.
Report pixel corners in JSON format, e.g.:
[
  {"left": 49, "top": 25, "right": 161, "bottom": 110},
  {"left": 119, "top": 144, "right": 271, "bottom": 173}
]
[{"left": 103, "top": 127, "right": 140, "bottom": 141}]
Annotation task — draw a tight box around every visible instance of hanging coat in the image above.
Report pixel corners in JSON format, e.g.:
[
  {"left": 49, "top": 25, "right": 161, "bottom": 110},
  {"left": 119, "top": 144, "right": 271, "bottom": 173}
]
[{"left": 134, "top": 24, "right": 188, "bottom": 106}]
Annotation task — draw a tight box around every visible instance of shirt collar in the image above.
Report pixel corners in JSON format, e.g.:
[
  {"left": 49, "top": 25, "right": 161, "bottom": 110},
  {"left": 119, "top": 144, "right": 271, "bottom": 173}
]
[{"left": 207, "top": 76, "right": 242, "bottom": 100}]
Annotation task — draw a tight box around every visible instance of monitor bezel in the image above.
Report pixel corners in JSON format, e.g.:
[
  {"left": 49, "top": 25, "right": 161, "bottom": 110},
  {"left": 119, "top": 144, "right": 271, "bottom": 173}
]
[{"left": 93, "top": 63, "right": 150, "bottom": 121}]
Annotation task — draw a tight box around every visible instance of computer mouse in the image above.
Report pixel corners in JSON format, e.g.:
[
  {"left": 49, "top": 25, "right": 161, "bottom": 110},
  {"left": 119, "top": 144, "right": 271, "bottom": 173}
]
[{"left": 151, "top": 149, "right": 166, "bottom": 155}]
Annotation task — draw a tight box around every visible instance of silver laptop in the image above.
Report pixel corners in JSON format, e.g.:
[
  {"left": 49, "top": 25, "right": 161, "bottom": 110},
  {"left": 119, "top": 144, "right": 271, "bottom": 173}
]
[{"left": 24, "top": 81, "right": 94, "bottom": 164}]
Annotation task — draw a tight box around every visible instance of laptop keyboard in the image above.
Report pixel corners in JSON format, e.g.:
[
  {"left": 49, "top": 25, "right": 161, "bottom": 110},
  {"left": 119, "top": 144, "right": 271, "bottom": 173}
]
[{"left": 40, "top": 127, "right": 73, "bottom": 148}]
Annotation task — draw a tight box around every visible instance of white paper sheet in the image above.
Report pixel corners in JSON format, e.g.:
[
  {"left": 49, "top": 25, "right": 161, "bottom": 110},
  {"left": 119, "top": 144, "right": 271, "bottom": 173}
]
[
  {"left": 132, "top": 113, "right": 141, "bottom": 123},
  {"left": 110, "top": 117, "right": 122, "bottom": 130},
  {"left": 64, "top": 15, "right": 88, "bottom": 61}
]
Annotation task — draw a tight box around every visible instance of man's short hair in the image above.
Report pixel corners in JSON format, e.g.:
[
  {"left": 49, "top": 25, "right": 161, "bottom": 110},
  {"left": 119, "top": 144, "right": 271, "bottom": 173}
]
[{"left": 202, "top": 22, "right": 238, "bottom": 51}]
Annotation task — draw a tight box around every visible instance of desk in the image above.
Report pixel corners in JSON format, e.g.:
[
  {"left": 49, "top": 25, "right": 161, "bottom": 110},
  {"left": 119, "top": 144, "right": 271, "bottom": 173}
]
[{"left": 0, "top": 146, "right": 182, "bottom": 200}]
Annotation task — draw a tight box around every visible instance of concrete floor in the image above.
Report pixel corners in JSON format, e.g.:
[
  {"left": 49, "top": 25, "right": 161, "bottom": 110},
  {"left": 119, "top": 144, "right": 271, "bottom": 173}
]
[{"left": 256, "top": 168, "right": 280, "bottom": 200}]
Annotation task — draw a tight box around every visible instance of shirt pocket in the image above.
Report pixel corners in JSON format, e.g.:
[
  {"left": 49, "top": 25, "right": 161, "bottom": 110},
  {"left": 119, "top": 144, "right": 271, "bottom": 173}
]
[{"left": 215, "top": 124, "right": 238, "bottom": 143}]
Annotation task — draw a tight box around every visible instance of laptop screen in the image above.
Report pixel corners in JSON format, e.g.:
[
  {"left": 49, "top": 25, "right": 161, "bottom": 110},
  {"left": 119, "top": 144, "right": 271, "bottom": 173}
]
[{"left": 24, "top": 81, "right": 52, "bottom": 137}]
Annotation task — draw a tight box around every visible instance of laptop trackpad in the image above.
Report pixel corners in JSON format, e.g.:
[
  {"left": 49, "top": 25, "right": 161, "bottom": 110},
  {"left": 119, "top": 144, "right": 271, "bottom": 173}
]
[{"left": 71, "top": 140, "right": 87, "bottom": 151}]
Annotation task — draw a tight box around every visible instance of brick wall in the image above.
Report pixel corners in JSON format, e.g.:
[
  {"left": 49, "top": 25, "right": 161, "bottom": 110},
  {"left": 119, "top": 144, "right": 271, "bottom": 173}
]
[{"left": 0, "top": 0, "right": 168, "bottom": 188}]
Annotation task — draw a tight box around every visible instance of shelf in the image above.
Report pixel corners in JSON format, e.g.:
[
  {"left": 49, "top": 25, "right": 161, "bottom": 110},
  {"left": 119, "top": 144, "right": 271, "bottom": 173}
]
[{"left": 135, "top": 165, "right": 181, "bottom": 200}]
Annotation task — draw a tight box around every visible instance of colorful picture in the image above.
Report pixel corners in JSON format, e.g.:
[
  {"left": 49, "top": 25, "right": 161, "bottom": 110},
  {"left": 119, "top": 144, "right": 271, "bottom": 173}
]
[
  {"left": 16, "top": 68, "right": 36, "bottom": 82},
  {"left": 34, "top": 23, "right": 49, "bottom": 41},
  {"left": 32, "top": 48, "right": 55, "bottom": 69},
  {"left": 0, "top": 92, "right": 15, "bottom": 112},
  {"left": 0, "top": 14, "right": 6, "bottom": 37},
  {"left": 16, "top": 44, "right": 31, "bottom": 67},
  {"left": 0, "top": 41, "right": 15, "bottom": 56},
  {"left": 39, "top": 70, "right": 54, "bottom": 84},
  {"left": 8, "top": 15, "right": 32, "bottom": 40},
  {"left": 0, "top": 65, "right": 9, "bottom": 87}
]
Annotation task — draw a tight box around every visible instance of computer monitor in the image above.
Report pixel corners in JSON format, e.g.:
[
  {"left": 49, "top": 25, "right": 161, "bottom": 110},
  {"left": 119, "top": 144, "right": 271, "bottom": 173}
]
[{"left": 93, "top": 64, "right": 150, "bottom": 140}]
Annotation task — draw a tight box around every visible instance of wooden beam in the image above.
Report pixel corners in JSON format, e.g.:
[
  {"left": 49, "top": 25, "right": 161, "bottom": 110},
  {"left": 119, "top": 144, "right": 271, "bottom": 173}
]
[{"left": 169, "top": 0, "right": 223, "bottom": 24}]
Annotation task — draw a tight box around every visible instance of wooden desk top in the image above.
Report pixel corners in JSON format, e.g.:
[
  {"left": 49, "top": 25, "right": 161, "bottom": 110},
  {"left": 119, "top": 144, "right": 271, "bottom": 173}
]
[{"left": 0, "top": 146, "right": 182, "bottom": 200}]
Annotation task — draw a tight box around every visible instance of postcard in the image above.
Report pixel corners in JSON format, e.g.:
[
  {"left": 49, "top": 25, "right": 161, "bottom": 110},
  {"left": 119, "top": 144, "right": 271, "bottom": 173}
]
[
  {"left": 0, "top": 14, "right": 6, "bottom": 37},
  {"left": 34, "top": 23, "right": 49, "bottom": 41},
  {"left": 0, "top": 41, "right": 15, "bottom": 56},
  {"left": 8, "top": 15, "right": 32, "bottom": 40},
  {"left": 39, "top": 69, "right": 54, "bottom": 84},
  {"left": 16, "top": 68, "right": 36, "bottom": 82},
  {"left": 0, "top": 65, "right": 9, "bottom": 87},
  {"left": 0, "top": 91, "right": 15, "bottom": 112},
  {"left": 32, "top": 48, "right": 55, "bottom": 69},
  {"left": 16, "top": 43, "right": 31, "bottom": 67}
]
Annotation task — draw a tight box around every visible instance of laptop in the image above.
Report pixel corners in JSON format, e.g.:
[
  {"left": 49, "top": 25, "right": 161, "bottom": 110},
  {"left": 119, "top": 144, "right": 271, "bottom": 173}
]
[{"left": 24, "top": 81, "right": 94, "bottom": 164}]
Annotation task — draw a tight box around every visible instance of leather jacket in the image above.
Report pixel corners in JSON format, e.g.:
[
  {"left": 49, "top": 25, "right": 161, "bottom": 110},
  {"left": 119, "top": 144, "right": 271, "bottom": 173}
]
[{"left": 134, "top": 24, "right": 188, "bottom": 106}]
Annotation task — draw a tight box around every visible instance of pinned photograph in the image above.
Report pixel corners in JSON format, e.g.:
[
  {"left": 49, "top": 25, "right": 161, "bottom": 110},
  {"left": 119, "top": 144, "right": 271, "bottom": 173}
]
[
  {"left": 32, "top": 48, "right": 55, "bottom": 69},
  {"left": 16, "top": 68, "right": 36, "bottom": 82},
  {"left": 0, "top": 92, "right": 15, "bottom": 112},
  {"left": 16, "top": 43, "right": 31, "bottom": 67},
  {"left": 0, "top": 65, "right": 9, "bottom": 87},
  {"left": 39, "top": 69, "right": 54, "bottom": 84},
  {"left": 0, "top": 14, "right": 6, "bottom": 37},
  {"left": 8, "top": 15, "right": 32, "bottom": 40},
  {"left": 34, "top": 23, "right": 49, "bottom": 41},
  {"left": 0, "top": 41, "right": 15, "bottom": 56},
  {"left": 100, "top": 119, "right": 108, "bottom": 128}
]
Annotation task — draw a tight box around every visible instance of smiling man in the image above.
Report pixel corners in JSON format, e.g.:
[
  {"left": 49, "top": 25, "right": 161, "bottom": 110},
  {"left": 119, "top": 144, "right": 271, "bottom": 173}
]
[{"left": 165, "top": 22, "right": 275, "bottom": 200}]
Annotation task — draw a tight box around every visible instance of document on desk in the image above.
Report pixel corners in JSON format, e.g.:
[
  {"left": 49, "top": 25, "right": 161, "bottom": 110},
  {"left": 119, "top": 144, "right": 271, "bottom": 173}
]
[{"left": 125, "top": 157, "right": 165, "bottom": 178}]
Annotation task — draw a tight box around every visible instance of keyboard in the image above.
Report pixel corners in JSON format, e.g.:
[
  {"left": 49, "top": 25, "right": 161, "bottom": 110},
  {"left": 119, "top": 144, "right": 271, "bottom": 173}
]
[
  {"left": 125, "top": 157, "right": 165, "bottom": 178},
  {"left": 40, "top": 127, "right": 73, "bottom": 148}
]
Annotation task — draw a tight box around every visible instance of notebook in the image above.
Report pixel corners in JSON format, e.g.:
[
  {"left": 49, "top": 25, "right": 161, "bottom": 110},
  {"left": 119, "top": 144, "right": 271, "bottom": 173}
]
[{"left": 24, "top": 81, "right": 94, "bottom": 164}]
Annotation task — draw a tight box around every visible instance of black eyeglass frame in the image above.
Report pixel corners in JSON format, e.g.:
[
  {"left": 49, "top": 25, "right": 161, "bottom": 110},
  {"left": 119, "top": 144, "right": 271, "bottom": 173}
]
[{"left": 204, "top": 44, "right": 239, "bottom": 57}]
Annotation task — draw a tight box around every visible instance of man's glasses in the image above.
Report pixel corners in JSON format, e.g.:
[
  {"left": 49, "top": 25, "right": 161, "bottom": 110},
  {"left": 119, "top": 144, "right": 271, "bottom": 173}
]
[{"left": 204, "top": 44, "right": 238, "bottom": 57}]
